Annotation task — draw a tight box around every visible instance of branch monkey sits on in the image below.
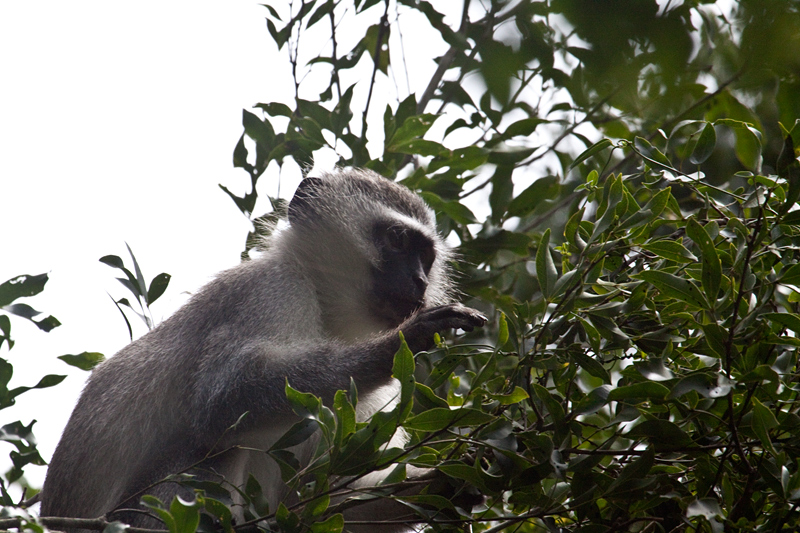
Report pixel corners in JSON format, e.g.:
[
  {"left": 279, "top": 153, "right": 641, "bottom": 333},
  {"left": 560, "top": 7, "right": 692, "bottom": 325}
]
[{"left": 41, "top": 168, "right": 486, "bottom": 530}]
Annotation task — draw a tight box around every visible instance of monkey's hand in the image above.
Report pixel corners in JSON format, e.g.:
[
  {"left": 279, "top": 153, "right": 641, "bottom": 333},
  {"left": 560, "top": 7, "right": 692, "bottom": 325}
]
[{"left": 399, "top": 304, "right": 487, "bottom": 353}]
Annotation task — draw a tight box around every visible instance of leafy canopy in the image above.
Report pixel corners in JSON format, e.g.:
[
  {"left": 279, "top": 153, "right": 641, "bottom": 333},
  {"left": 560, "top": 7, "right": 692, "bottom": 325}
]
[{"left": 4, "top": 1, "right": 800, "bottom": 532}]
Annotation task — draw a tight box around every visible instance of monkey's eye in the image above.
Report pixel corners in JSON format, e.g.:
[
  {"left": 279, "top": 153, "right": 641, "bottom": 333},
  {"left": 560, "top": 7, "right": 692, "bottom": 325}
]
[
  {"left": 419, "top": 243, "right": 435, "bottom": 273},
  {"left": 385, "top": 228, "right": 410, "bottom": 252}
]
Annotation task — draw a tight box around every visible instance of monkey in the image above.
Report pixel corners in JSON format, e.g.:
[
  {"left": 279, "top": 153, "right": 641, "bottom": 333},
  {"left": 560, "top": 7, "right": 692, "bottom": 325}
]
[{"left": 40, "top": 168, "right": 487, "bottom": 531}]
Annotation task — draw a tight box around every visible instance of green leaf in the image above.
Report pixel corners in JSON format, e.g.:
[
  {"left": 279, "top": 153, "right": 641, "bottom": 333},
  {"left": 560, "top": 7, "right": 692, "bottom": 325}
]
[
  {"left": 634, "top": 136, "right": 675, "bottom": 172},
  {"left": 686, "top": 219, "right": 721, "bottom": 302},
  {"left": 242, "top": 109, "right": 275, "bottom": 147},
  {"left": 437, "top": 462, "right": 490, "bottom": 492},
  {"left": 590, "top": 174, "right": 624, "bottom": 241},
  {"left": 141, "top": 496, "right": 174, "bottom": 532},
  {"left": 778, "top": 131, "right": 800, "bottom": 213},
  {"left": 418, "top": 192, "right": 477, "bottom": 224},
  {"left": 103, "top": 522, "right": 131, "bottom": 533},
  {"left": 219, "top": 184, "right": 256, "bottom": 217},
  {"left": 687, "top": 498, "right": 724, "bottom": 522},
  {"left": 414, "top": 383, "right": 449, "bottom": 410},
  {"left": 306, "top": 1, "right": 334, "bottom": 29},
  {"left": 564, "top": 207, "right": 585, "bottom": 247},
  {"left": 0, "top": 274, "right": 49, "bottom": 308},
  {"left": 764, "top": 313, "right": 800, "bottom": 335},
  {"left": 126, "top": 243, "right": 149, "bottom": 300},
  {"left": 275, "top": 502, "right": 301, "bottom": 533},
  {"left": 668, "top": 373, "right": 732, "bottom": 399},
  {"left": 232, "top": 134, "right": 250, "bottom": 170},
  {"left": 689, "top": 122, "right": 717, "bottom": 164},
  {"left": 486, "top": 386, "right": 529, "bottom": 405},
  {"left": 574, "top": 385, "right": 611, "bottom": 415},
  {"left": 6, "top": 374, "right": 67, "bottom": 406},
  {"left": 271, "top": 418, "right": 318, "bottom": 450},
  {"left": 576, "top": 316, "right": 602, "bottom": 353},
  {"left": 361, "top": 23, "right": 390, "bottom": 74},
  {"left": 751, "top": 397, "right": 779, "bottom": 455},
  {"left": 305, "top": 492, "right": 331, "bottom": 518},
  {"left": 504, "top": 117, "right": 546, "bottom": 137},
  {"left": 428, "top": 146, "right": 488, "bottom": 173},
  {"left": 472, "top": 354, "right": 496, "bottom": 390},
  {"left": 245, "top": 474, "right": 271, "bottom": 516},
  {"left": 333, "top": 389, "right": 356, "bottom": 448},
  {"left": 255, "top": 102, "right": 294, "bottom": 118},
  {"left": 608, "top": 382, "right": 669, "bottom": 402},
  {"left": 737, "top": 125, "right": 764, "bottom": 171},
  {"left": 393, "top": 333, "right": 415, "bottom": 415},
  {"left": 147, "top": 273, "right": 171, "bottom": 305},
  {"left": 270, "top": 449, "right": 301, "bottom": 482},
  {"left": 388, "top": 139, "right": 449, "bottom": 157},
  {"left": 701, "top": 323, "right": 728, "bottom": 359},
  {"left": 331, "top": 84, "right": 355, "bottom": 136},
  {"left": 488, "top": 164, "right": 513, "bottom": 222},
  {"left": 641, "top": 241, "right": 697, "bottom": 263},
  {"left": 779, "top": 264, "right": 800, "bottom": 286},
  {"left": 634, "top": 271, "right": 709, "bottom": 309},
  {"left": 285, "top": 382, "right": 321, "bottom": 416},
  {"left": 310, "top": 514, "right": 343, "bottom": 533},
  {"left": 169, "top": 495, "right": 201, "bottom": 533},
  {"left": 2, "top": 304, "right": 60, "bottom": 332},
  {"left": 626, "top": 420, "right": 693, "bottom": 449},
  {"left": 387, "top": 114, "right": 438, "bottom": 146},
  {"left": 100, "top": 253, "right": 142, "bottom": 302},
  {"left": 0, "top": 358, "right": 13, "bottom": 393},
  {"left": 533, "top": 384, "right": 565, "bottom": 422},
  {"left": 606, "top": 448, "right": 654, "bottom": 494},
  {"left": 58, "top": 352, "right": 105, "bottom": 371},
  {"left": 536, "top": 228, "right": 558, "bottom": 299},
  {"left": 572, "top": 352, "right": 610, "bottom": 384},
  {"left": 507, "top": 176, "right": 559, "bottom": 217},
  {"left": 640, "top": 188, "right": 671, "bottom": 219},
  {"left": 487, "top": 146, "right": 537, "bottom": 165},
  {"left": 634, "top": 358, "right": 674, "bottom": 382},
  {"left": 497, "top": 313, "right": 509, "bottom": 346},
  {"left": 403, "top": 408, "right": 494, "bottom": 431},
  {"left": 569, "top": 138, "right": 612, "bottom": 170},
  {"left": 202, "top": 499, "right": 233, "bottom": 533}
]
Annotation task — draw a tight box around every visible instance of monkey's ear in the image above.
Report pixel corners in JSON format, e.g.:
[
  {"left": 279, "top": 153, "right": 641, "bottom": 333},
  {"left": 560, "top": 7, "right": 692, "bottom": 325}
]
[{"left": 288, "top": 177, "right": 323, "bottom": 225}]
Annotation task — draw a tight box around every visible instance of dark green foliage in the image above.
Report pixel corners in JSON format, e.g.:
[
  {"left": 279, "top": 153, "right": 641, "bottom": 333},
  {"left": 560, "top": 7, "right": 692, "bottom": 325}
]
[
  {"left": 0, "top": 273, "right": 64, "bottom": 497},
  {"left": 4, "top": 1, "right": 800, "bottom": 532},
  {"left": 217, "top": 2, "right": 800, "bottom": 531},
  {"left": 100, "top": 243, "right": 172, "bottom": 337}
]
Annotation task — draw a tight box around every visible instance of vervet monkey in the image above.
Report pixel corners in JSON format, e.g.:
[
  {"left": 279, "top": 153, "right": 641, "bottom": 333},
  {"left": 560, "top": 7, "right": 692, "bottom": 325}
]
[{"left": 41, "top": 169, "right": 486, "bottom": 530}]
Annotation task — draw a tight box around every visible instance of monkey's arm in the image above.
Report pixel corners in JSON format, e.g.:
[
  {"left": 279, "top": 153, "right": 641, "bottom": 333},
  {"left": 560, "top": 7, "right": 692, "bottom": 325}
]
[{"left": 194, "top": 304, "right": 486, "bottom": 435}]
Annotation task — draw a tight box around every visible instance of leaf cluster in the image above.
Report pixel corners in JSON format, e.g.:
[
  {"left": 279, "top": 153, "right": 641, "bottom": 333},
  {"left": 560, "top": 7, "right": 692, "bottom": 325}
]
[
  {"left": 0, "top": 274, "right": 63, "bottom": 501},
  {"left": 214, "top": 1, "right": 800, "bottom": 531},
  {"left": 7, "top": 1, "right": 800, "bottom": 532}
]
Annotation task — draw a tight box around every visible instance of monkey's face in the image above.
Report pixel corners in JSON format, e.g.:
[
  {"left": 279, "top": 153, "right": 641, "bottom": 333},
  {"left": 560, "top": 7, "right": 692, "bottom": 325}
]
[{"left": 369, "top": 222, "right": 436, "bottom": 327}]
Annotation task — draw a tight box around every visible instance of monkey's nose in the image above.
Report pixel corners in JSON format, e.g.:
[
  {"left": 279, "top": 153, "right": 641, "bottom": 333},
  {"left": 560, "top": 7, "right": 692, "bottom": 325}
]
[{"left": 413, "top": 273, "right": 427, "bottom": 293}]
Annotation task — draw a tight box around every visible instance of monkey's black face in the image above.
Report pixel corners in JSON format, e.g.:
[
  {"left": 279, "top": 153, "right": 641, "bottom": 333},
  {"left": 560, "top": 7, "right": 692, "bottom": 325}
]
[{"left": 370, "top": 223, "right": 435, "bottom": 327}]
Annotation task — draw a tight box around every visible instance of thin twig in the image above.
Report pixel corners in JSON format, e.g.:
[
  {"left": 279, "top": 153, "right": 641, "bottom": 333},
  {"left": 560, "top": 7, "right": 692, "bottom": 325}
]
[
  {"left": 328, "top": 0, "right": 341, "bottom": 101},
  {"left": 360, "top": 1, "right": 391, "bottom": 137}
]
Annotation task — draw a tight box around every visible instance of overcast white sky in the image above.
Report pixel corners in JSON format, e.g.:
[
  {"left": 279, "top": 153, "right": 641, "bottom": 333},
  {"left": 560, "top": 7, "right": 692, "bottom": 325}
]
[
  {"left": 0, "top": 1, "right": 303, "bottom": 489},
  {"left": 0, "top": 1, "right": 459, "bottom": 491}
]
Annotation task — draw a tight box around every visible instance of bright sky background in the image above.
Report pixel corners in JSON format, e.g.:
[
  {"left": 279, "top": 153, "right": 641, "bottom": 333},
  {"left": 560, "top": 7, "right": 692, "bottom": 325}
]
[
  {"left": 1, "top": 1, "right": 457, "bottom": 491},
  {"left": 0, "top": 1, "right": 298, "bottom": 489}
]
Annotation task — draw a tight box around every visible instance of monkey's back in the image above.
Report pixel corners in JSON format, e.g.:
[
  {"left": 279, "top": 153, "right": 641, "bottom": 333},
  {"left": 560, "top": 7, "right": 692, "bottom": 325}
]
[{"left": 40, "top": 247, "right": 322, "bottom": 521}]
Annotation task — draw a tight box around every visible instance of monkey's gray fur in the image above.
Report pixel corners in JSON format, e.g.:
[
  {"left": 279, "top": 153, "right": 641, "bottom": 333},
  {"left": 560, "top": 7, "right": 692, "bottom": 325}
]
[{"left": 41, "top": 169, "right": 486, "bottom": 530}]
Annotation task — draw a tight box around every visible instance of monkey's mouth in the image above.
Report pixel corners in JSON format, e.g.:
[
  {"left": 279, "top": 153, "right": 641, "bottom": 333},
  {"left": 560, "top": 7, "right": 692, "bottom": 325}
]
[{"left": 371, "top": 296, "right": 424, "bottom": 327}]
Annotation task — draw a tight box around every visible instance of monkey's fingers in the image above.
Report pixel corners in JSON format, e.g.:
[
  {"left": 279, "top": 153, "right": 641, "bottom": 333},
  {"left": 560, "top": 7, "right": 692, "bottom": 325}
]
[
  {"left": 462, "top": 307, "right": 488, "bottom": 329},
  {"left": 421, "top": 304, "right": 487, "bottom": 330},
  {"left": 400, "top": 305, "right": 487, "bottom": 352}
]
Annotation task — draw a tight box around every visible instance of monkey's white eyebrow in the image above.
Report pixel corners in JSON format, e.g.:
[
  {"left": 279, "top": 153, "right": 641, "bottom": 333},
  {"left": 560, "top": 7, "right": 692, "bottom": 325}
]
[{"left": 381, "top": 213, "right": 436, "bottom": 240}]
